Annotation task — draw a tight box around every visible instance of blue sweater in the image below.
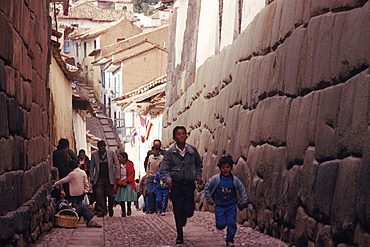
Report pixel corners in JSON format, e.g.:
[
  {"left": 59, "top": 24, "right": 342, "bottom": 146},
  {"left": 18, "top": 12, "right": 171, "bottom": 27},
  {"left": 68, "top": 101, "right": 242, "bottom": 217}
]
[
  {"left": 154, "top": 172, "right": 169, "bottom": 191},
  {"left": 205, "top": 173, "right": 248, "bottom": 207}
]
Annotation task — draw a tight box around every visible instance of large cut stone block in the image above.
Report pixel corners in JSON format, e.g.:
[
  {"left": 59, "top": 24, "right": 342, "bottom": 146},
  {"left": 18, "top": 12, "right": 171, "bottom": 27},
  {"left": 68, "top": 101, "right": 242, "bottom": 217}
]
[
  {"left": 338, "top": 2, "right": 370, "bottom": 81},
  {"left": 257, "top": 52, "right": 275, "bottom": 98},
  {"left": 313, "top": 159, "right": 340, "bottom": 223},
  {"left": 331, "top": 156, "right": 361, "bottom": 240},
  {"left": 298, "top": 147, "right": 319, "bottom": 217},
  {"left": 300, "top": 15, "right": 321, "bottom": 91},
  {"left": 270, "top": 47, "right": 285, "bottom": 95},
  {"left": 238, "top": 109, "right": 254, "bottom": 157},
  {"left": 251, "top": 57, "right": 262, "bottom": 107},
  {"left": 0, "top": 171, "right": 23, "bottom": 216},
  {"left": 315, "top": 84, "right": 342, "bottom": 161},
  {"left": 337, "top": 70, "right": 369, "bottom": 156},
  {"left": 4, "top": 66, "right": 15, "bottom": 97},
  {"left": 241, "top": 60, "right": 254, "bottom": 109},
  {"left": 260, "top": 3, "right": 276, "bottom": 52},
  {"left": 279, "top": 0, "right": 299, "bottom": 42},
  {"left": 233, "top": 61, "right": 249, "bottom": 108},
  {"left": 23, "top": 81, "right": 32, "bottom": 111},
  {"left": 7, "top": 98, "right": 23, "bottom": 136},
  {"left": 270, "top": 0, "right": 283, "bottom": 48},
  {"left": 286, "top": 92, "right": 315, "bottom": 165},
  {"left": 251, "top": 96, "right": 291, "bottom": 146},
  {"left": 329, "top": 11, "right": 347, "bottom": 83},
  {"left": 22, "top": 163, "right": 49, "bottom": 203},
  {"left": 283, "top": 27, "right": 306, "bottom": 96},
  {"left": 282, "top": 165, "right": 300, "bottom": 226},
  {"left": 0, "top": 93, "right": 9, "bottom": 137},
  {"left": 356, "top": 127, "right": 370, "bottom": 227},
  {"left": 0, "top": 13, "right": 14, "bottom": 62},
  {"left": 315, "top": 223, "right": 334, "bottom": 247},
  {"left": 295, "top": 206, "right": 317, "bottom": 246},
  {"left": 312, "top": 13, "right": 336, "bottom": 88}
]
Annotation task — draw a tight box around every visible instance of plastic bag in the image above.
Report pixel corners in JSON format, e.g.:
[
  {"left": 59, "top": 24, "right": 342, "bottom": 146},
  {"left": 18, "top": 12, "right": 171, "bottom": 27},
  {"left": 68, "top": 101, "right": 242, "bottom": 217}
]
[
  {"left": 138, "top": 195, "right": 145, "bottom": 210},
  {"left": 82, "top": 194, "right": 90, "bottom": 207}
]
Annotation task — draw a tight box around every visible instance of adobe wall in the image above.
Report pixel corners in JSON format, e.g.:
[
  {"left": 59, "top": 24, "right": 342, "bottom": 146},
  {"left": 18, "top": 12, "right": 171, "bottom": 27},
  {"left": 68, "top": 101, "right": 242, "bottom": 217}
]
[
  {"left": 163, "top": 0, "right": 370, "bottom": 246},
  {"left": 0, "top": 1, "right": 55, "bottom": 246}
]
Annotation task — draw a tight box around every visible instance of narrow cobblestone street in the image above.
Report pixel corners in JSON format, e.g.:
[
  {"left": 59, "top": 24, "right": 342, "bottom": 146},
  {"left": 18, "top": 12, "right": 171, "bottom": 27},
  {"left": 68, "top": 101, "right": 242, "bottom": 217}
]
[{"left": 32, "top": 206, "right": 288, "bottom": 247}]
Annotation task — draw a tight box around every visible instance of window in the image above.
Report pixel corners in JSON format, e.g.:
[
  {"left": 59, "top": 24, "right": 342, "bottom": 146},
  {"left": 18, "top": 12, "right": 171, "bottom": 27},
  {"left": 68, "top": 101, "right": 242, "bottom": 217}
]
[
  {"left": 83, "top": 42, "right": 87, "bottom": 58},
  {"left": 63, "top": 40, "right": 70, "bottom": 53},
  {"left": 76, "top": 43, "right": 79, "bottom": 57},
  {"left": 94, "top": 40, "right": 97, "bottom": 49},
  {"left": 101, "top": 71, "right": 105, "bottom": 87},
  {"left": 114, "top": 76, "right": 116, "bottom": 92}
]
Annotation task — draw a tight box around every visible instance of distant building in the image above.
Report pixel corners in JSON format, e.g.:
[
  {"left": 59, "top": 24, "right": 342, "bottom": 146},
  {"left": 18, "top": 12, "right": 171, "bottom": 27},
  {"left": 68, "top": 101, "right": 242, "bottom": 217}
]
[
  {"left": 58, "top": 1, "right": 136, "bottom": 29},
  {"left": 67, "top": 18, "right": 142, "bottom": 103}
]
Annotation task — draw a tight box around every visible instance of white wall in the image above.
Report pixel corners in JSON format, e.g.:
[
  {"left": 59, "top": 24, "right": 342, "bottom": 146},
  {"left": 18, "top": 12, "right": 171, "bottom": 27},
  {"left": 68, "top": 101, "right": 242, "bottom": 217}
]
[
  {"left": 59, "top": 18, "right": 108, "bottom": 29},
  {"left": 196, "top": 0, "right": 219, "bottom": 68},
  {"left": 241, "top": 0, "right": 266, "bottom": 31},
  {"left": 72, "top": 109, "right": 89, "bottom": 157},
  {"left": 220, "top": 0, "right": 238, "bottom": 50},
  {"left": 174, "top": 0, "right": 188, "bottom": 66},
  {"left": 123, "top": 112, "right": 164, "bottom": 179},
  {"left": 194, "top": 0, "right": 265, "bottom": 68}
]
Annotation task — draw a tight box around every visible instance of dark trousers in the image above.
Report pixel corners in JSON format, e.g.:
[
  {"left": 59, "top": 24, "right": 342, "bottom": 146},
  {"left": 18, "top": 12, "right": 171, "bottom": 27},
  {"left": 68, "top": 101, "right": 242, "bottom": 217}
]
[
  {"left": 70, "top": 194, "right": 84, "bottom": 208},
  {"left": 75, "top": 204, "right": 94, "bottom": 221},
  {"left": 95, "top": 178, "right": 114, "bottom": 215},
  {"left": 171, "top": 181, "right": 196, "bottom": 240},
  {"left": 146, "top": 176, "right": 156, "bottom": 213}
]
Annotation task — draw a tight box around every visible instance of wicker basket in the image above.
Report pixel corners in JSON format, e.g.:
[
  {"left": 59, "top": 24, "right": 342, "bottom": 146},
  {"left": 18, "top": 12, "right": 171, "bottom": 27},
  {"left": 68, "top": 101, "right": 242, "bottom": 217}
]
[{"left": 55, "top": 209, "right": 79, "bottom": 228}]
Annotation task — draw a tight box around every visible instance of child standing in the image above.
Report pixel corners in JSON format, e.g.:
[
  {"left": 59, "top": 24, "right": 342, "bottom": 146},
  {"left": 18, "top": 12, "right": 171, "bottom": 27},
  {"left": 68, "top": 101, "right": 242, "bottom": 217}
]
[
  {"left": 153, "top": 171, "right": 170, "bottom": 215},
  {"left": 204, "top": 155, "right": 248, "bottom": 247},
  {"left": 146, "top": 145, "right": 164, "bottom": 214}
]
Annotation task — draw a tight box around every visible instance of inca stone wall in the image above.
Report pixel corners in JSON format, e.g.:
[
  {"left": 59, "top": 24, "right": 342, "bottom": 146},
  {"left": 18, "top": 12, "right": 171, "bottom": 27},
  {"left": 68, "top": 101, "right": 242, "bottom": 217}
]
[
  {"left": 0, "top": 1, "right": 55, "bottom": 246},
  {"left": 164, "top": 0, "right": 370, "bottom": 246}
]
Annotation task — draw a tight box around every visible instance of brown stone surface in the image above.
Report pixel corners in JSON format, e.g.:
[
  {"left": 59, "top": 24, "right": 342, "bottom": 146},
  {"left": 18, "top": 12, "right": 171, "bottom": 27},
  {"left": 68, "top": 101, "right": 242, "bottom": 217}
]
[
  {"left": 164, "top": 1, "right": 370, "bottom": 246},
  {"left": 32, "top": 207, "right": 288, "bottom": 247}
]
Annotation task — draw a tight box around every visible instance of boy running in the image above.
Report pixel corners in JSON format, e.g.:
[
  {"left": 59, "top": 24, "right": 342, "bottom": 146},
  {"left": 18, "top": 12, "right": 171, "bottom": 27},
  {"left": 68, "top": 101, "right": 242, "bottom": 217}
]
[{"left": 205, "top": 155, "right": 248, "bottom": 247}]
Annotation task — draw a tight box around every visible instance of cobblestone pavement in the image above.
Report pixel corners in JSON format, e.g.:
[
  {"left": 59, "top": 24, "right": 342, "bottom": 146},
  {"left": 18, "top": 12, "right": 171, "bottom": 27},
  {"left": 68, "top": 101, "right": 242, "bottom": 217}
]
[{"left": 33, "top": 206, "right": 289, "bottom": 247}]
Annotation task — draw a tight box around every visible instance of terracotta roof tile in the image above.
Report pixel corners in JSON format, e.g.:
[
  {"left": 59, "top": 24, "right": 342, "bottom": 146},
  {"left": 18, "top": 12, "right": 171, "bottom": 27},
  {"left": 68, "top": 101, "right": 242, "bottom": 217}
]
[{"left": 59, "top": 3, "right": 136, "bottom": 22}]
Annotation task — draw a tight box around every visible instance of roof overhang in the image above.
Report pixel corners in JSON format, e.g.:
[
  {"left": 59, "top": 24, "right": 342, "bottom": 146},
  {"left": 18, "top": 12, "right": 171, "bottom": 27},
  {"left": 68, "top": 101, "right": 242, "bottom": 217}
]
[
  {"left": 89, "top": 48, "right": 101, "bottom": 56},
  {"left": 104, "top": 63, "right": 120, "bottom": 73},
  {"left": 72, "top": 94, "right": 95, "bottom": 116},
  {"left": 116, "top": 83, "right": 166, "bottom": 115},
  {"left": 92, "top": 57, "right": 111, "bottom": 66}
]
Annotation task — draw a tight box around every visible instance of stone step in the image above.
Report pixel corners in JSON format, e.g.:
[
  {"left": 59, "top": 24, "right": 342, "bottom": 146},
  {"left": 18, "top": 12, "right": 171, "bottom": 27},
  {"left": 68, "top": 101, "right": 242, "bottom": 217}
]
[
  {"left": 105, "top": 132, "right": 115, "bottom": 139},
  {"left": 99, "top": 118, "right": 110, "bottom": 125}
]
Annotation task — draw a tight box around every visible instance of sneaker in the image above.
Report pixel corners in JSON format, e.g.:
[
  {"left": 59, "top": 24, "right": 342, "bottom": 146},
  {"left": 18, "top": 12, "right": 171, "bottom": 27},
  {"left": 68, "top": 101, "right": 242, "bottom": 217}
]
[
  {"left": 161, "top": 212, "right": 165, "bottom": 216},
  {"left": 86, "top": 220, "right": 102, "bottom": 228},
  {"left": 226, "top": 242, "right": 234, "bottom": 247}
]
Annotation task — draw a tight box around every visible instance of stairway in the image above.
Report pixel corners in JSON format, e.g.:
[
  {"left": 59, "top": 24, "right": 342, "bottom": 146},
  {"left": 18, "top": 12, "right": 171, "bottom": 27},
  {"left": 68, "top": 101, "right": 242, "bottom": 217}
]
[{"left": 76, "top": 83, "right": 122, "bottom": 152}]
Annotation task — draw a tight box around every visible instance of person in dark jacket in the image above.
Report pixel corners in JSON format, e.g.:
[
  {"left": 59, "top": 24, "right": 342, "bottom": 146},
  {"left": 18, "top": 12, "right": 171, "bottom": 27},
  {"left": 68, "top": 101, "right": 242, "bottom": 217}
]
[
  {"left": 90, "top": 140, "right": 119, "bottom": 217},
  {"left": 53, "top": 138, "right": 79, "bottom": 200},
  {"left": 160, "top": 126, "right": 203, "bottom": 244}
]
